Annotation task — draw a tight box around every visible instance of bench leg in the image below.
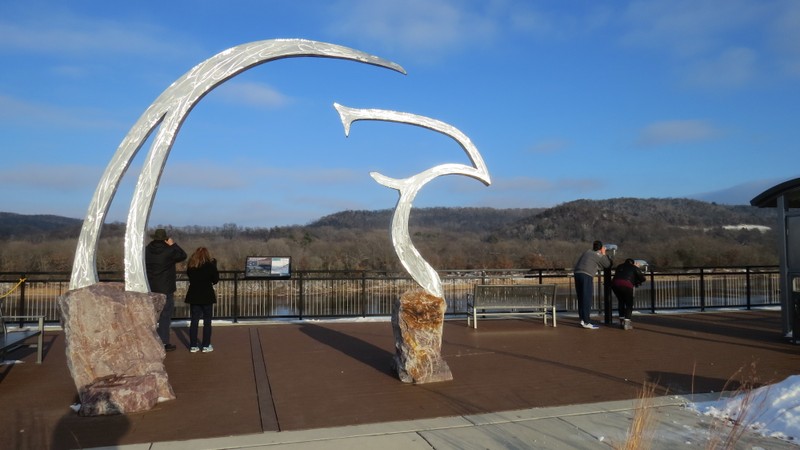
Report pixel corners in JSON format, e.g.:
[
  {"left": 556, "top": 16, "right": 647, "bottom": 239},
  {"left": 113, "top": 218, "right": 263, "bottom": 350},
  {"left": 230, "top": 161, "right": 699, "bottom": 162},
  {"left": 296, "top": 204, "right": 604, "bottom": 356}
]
[
  {"left": 473, "top": 309, "right": 478, "bottom": 329},
  {"left": 552, "top": 306, "right": 557, "bottom": 327}
]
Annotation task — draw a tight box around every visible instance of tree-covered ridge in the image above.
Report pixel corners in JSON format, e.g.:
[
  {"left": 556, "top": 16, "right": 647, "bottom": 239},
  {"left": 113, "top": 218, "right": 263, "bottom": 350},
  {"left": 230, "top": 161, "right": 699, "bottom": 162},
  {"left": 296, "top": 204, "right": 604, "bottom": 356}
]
[{"left": 0, "top": 198, "right": 779, "bottom": 272}]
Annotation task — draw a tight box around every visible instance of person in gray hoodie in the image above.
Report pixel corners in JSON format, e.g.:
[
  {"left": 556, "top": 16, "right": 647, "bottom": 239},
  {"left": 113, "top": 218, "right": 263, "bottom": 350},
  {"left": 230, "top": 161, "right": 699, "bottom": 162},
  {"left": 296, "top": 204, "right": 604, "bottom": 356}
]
[{"left": 573, "top": 240, "right": 613, "bottom": 329}]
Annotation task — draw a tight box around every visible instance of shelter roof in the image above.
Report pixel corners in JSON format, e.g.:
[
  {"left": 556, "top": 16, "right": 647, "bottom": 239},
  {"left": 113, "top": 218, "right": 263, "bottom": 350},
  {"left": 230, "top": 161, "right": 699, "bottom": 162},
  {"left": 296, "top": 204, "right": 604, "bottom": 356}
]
[{"left": 751, "top": 177, "right": 800, "bottom": 208}]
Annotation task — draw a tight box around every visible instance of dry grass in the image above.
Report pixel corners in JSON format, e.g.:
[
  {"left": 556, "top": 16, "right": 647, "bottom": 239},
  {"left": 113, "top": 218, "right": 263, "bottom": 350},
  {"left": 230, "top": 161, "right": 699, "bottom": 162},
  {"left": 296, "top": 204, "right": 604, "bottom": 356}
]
[
  {"left": 704, "top": 362, "right": 773, "bottom": 450},
  {"left": 616, "top": 381, "right": 660, "bottom": 450},
  {"left": 617, "top": 362, "right": 775, "bottom": 450}
]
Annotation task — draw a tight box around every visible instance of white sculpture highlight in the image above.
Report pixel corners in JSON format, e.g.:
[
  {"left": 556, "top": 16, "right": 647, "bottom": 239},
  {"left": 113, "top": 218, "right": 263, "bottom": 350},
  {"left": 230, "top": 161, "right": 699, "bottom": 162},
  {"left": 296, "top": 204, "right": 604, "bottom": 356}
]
[
  {"left": 334, "top": 103, "right": 491, "bottom": 298},
  {"left": 69, "top": 39, "right": 405, "bottom": 292}
]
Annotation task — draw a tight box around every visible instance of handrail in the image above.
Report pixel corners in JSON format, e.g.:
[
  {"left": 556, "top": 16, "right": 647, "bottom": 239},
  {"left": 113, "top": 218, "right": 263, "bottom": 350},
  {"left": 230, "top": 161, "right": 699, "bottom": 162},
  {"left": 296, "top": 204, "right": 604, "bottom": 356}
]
[{"left": 0, "top": 266, "right": 781, "bottom": 324}]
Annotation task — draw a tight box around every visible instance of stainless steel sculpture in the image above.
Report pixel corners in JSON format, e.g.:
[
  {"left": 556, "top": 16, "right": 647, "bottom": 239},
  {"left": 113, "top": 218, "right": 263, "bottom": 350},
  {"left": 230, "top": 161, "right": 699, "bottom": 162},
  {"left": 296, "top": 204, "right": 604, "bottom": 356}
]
[
  {"left": 69, "top": 39, "right": 405, "bottom": 292},
  {"left": 334, "top": 103, "right": 491, "bottom": 298}
]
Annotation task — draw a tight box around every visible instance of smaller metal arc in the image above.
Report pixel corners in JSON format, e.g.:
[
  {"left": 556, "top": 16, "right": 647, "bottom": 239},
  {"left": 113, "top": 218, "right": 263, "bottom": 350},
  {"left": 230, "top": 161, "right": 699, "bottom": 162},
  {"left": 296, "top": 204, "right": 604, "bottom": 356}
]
[{"left": 335, "top": 103, "right": 491, "bottom": 298}]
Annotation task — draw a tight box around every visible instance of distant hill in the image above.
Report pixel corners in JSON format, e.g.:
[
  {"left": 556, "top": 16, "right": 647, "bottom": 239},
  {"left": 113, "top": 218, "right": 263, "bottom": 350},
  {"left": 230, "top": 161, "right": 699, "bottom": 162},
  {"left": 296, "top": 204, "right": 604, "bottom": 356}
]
[
  {"left": 0, "top": 212, "right": 83, "bottom": 240},
  {"left": 308, "top": 207, "right": 546, "bottom": 233},
  {"left": 0, "top": 199, "right": 781, "bottom": 270},
  {"left": 497, "top": 198, "right": 776, "bottom": 243}
]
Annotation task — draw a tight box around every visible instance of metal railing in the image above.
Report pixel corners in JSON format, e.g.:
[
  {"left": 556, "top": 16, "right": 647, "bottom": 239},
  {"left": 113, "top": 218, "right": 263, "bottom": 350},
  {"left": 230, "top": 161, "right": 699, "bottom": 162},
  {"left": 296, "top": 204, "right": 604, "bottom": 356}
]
[{"left": 0, "top": 266, "right": 781, "bottom": 324}]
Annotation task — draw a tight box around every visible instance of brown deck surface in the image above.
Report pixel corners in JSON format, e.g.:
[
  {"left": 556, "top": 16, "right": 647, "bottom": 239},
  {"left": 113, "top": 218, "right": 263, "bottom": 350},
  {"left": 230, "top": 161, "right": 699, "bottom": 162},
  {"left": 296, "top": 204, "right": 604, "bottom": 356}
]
[{"left": 1, "top": 309, "right": 798, "bottom": 449}]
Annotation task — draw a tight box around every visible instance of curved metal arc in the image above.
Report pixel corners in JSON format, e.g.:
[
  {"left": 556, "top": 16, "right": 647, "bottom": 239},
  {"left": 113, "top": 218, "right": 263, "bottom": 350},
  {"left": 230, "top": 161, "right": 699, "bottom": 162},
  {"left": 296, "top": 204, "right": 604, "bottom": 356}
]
[
  {"left": 334, "top": 103, "right": 490, "bottom": 184},
  {"left": 69, "top": 39, "right": 405, "bottom": 291},
  {"left": 335, "top": 104, "right": 491, "bottom": 298}
]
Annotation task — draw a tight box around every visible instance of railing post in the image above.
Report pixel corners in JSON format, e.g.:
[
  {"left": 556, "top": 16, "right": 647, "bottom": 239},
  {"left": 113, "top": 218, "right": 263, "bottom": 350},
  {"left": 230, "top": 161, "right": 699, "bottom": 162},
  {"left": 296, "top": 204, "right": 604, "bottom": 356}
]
[
  {"left": 298, "top": 271, "right": 304, "bottom": 320},
  {"left": 649, "top": 271, "right": 656, "bottom": 314},
  {"left": 603, "top": 267, "right": 612, "bottom": 325},
  {"left": 16, "top": 273, "right": 27, "bottom": 328},
  {"left": 361, "top": 271, "right": 367, "bottom": 317},
  {"left": 232, "top": 272, "right": 239, "bottom": 323},
  {"left": 746, "top": 266, "right": 752, "bottom": 310},
  {"left": 699, "top": 268, "right": 706, "bottom": 312}
]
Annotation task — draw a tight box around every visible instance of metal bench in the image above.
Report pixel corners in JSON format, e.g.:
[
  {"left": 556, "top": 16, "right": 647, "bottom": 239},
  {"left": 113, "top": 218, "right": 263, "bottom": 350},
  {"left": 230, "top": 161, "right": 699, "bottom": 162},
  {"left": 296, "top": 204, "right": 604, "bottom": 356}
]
[
  {"left": 467, "top": 284, "right": 558, "bottom": 329},
  {"left": 1, "top": 304, "right": 44, "bottom": 364}
]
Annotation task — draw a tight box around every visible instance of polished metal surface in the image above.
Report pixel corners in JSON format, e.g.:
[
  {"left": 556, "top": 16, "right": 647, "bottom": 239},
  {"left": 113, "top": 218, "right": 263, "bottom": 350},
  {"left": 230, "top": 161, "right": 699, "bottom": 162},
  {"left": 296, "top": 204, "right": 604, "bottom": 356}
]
[
  {"left": 335, "top": 103, "right": 491, "bottom": 298},
  {"left": 70, "top": 39, "right": 405, "bottom": 292}
]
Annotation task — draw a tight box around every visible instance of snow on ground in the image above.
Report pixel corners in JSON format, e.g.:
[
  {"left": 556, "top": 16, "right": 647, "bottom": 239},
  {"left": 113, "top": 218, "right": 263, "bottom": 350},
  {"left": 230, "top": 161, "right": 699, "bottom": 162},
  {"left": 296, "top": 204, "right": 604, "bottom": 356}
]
[{"left": 690, "top": 375, "right": 800, "bottom": 444}]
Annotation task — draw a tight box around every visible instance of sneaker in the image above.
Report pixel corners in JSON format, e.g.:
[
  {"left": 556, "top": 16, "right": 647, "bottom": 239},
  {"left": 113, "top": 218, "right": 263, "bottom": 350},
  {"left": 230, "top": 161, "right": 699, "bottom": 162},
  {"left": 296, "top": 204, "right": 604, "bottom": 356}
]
[
  {"left": 202, "top": 345, "right": 214, "bottom": 353},
  {"left": 164, "top": 344, "right": 176, "bottom": 352},
  {"left": 190, "top": 347, "right": 200, "bottom": 353},
  {"left": 623, "top": 319, "right": 633, "bottom": 331},
  {"left": 581, "top": 321, "right": 599, "bottom": 330}
]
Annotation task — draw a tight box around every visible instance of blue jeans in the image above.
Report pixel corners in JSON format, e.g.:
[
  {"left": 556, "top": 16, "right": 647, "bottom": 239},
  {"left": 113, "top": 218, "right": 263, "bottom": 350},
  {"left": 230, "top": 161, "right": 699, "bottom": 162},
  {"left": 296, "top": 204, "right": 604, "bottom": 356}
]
[
  {"left": 157, "top": 292, "right": 174, "bottom": 345},
  {"left": 574, "top": 273, "right": 594, "bottom": 323},
  {"left": 190, "top": 304, "right": 214, "bottom": 348}
]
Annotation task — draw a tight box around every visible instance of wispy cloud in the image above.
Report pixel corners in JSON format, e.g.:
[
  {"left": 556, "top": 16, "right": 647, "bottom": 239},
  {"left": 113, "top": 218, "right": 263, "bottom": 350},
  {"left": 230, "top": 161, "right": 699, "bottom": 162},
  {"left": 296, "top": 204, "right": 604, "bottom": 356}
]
[
  {"left": 0, "top": 11, "right": 198, "bottom": 59},
  {"left": 620, "top": 0, "right": 762, "bottom": 57},
  {"left": 0, "top": 164, "right": 101, "bottom": 190},
  {"left": 0, "top": 94, "right": 123, "bottom": 129},
  {"left": 326, "top": 0, "right": 498, "bottom": 60},
  {"left": 635, "top": 120, "right": 719, "bottom": 148},
  {"left": 491, "top": 176, "right": 605, "bottom": 193},
  {"left": 213, "top": 82, "right": 292, "bottom": 109},
  {"left": 681, "top": 47, "right": 757, "bottom": 88},
  {"left": 691, "top": 177, "right": 796, "bottom": 205},
  {"left": 528, "top": 138, "right": 570, "bottom": 154},
  {"left": 769, "top": 0, "right": 800, "bottom": 77},
  {"left": 619, "top": 0, "right": 798, "bottom": 86}
]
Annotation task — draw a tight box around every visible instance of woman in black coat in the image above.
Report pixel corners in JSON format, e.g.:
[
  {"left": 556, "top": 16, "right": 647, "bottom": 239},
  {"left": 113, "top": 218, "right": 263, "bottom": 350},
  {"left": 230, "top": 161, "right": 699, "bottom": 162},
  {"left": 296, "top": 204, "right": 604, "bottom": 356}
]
[
  {"left": 611, "top": 258, "right": 646, "bottom": 330},
  {"left": 185, "top": 247, "right": 219, "bottom": 352}
]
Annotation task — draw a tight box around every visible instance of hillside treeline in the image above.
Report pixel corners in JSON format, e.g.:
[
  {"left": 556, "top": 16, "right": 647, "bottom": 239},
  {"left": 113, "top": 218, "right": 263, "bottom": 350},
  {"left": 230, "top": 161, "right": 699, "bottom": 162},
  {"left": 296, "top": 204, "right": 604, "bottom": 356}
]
[{"left": 0, "top": 198, "right": 780, "bottom": 273}]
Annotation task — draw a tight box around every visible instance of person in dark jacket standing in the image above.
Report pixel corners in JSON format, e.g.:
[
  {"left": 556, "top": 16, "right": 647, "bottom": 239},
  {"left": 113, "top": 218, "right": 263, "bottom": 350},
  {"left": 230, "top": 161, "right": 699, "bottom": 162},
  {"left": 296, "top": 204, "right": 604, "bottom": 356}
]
[
  {"left": 612, "top": 258, "right": 646, "bottom": 330},
  {"left": 185, "top": 247, "right": 219, "bottom": 353},
  {"left": 145, "top": 228, "right": 187, "bottom": 352},
  {"left": 573, "top": 240, "right": 613, "bottom": 329}
]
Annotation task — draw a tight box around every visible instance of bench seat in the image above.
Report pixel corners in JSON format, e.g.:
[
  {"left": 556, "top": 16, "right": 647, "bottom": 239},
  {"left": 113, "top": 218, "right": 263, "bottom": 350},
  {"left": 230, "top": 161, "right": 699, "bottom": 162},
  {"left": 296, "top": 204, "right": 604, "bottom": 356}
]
[
  {"left": 1, "top": 315, "right": 44, "bottom": 364},
  {"left": 467, "top": 284, "right": 557, "bottom": 329}
]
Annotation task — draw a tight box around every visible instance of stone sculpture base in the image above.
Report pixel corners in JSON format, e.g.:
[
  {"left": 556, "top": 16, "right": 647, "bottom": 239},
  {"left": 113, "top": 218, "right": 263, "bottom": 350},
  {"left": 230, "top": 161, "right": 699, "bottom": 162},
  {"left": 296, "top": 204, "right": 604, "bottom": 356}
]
[
  {"left": 391, "top": 290, "right": 453, "bottom": 384},
  {"left": 58, "top": 282, "right": 175, "bottom": 416}
]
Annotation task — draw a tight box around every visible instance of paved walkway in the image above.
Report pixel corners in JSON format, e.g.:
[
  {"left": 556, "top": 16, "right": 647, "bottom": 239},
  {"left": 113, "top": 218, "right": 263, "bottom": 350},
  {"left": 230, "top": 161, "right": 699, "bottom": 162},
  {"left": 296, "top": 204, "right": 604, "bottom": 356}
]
[
  {"left": 1, "top": 309, "right": 798, "bottom": 449},
  {"left": 111, "top": 394, "right": 798, "bottom": 449}
]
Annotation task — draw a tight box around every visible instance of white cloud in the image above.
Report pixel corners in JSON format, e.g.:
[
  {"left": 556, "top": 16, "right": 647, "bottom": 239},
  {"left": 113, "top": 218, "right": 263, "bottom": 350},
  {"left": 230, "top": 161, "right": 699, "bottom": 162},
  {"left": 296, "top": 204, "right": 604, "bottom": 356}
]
[
  {"left": 0, "top": 11, "right": 198, "bottom": 60},
  {"left": 509, "top": 3, "right": 613, "bottom": 38},
  {"left": 161, "top": 161, "right": 249, "bottom": 190},
  {"left": 0, "top": 164, "right": 101, "bottom": 190},
  {"left": 769, "top": 0, "right": 800, "bottom": 77},
  {"left": 683, "top": 47, "right": 758, "bottom": 88},
  {"left": 620, "top": 0, "right": 762, "bottom": 57},
  {"left": 528, "top": 138, "right": 570, "bottom": 154},
  {"left": 327, "top": 0, "right": 498, "bottom": 60},
  {"left": 491, "top": 176, "right": 605, "bottom": 193},
  {"left": 618, "top": 0, "right": 800, "bottom": 86},
  {"left": 635, "top": 120, "right": 719, "bottom": 148},
  {"left": 214, "top": 82, "right": 292, "bottom": 109},
  {"left": 0, "top": 94, "right": 122, "bottom": 129},
  {"left": 691, "top": 177, "right": 793, "bottom": 205}
]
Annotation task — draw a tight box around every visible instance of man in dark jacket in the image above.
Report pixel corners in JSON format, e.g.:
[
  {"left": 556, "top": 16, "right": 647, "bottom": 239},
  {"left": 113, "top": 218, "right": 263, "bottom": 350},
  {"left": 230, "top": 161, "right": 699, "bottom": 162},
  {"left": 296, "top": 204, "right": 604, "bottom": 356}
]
[
  {"left": 145, "top": 228, "right": 187, "bottom": 351},
  {"left": 612, "top": 258, "right": 646, "bottom": 330},
  {"left": 573, "top": 240, "right": 613, "bottom": 329}
]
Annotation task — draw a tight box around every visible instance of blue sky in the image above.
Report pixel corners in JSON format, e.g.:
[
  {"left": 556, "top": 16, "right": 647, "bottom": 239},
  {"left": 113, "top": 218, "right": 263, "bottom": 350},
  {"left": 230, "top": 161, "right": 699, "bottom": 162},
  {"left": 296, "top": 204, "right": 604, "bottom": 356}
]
[{"left": 1, "top": 0, "right": 798, "bottom": 227}]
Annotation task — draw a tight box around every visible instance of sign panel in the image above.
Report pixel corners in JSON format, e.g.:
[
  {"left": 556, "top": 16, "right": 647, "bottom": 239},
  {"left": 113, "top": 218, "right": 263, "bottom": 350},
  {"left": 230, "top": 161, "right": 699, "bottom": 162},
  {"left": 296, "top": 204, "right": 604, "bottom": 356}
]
[{"left": 245, "top": 256, "right": 291, "bottom": 279}]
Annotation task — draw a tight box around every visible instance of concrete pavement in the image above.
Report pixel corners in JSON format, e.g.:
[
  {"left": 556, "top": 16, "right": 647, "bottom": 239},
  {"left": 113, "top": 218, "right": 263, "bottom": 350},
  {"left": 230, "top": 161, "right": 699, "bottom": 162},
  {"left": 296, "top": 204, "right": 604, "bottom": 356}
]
[{"left": 95, "top": 393, "right": 795, "bottom": 449}]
